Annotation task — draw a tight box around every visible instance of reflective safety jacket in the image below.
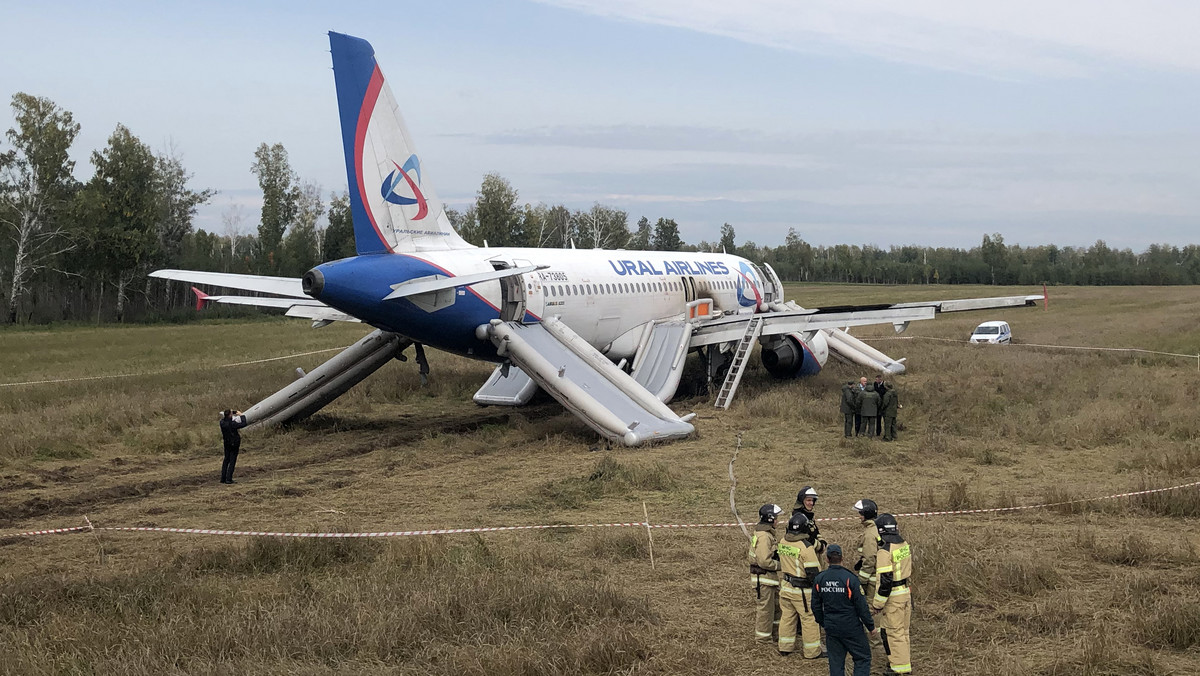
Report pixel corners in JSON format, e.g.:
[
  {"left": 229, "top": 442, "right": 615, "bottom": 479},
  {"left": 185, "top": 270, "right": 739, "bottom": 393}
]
[
  {"left": 790, "top": 503, "right": 824, "bottom": 551},
  {"left": 777, "top": 535, "right": 821, "bottom": 599},
  {"left": 873, "top": 537, "right": 913, "bottom": 609},
  {"left": 856, "top": 519, "right": 881, "bottom": 588},
  {"left": 748, "top": 523, "right": 779, "bottom": 586}
]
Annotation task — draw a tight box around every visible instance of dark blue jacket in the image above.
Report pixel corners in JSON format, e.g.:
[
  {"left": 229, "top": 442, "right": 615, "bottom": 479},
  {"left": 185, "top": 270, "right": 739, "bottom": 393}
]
[{"left": 813, "top": 564, "right": 874, "bottom": 635}]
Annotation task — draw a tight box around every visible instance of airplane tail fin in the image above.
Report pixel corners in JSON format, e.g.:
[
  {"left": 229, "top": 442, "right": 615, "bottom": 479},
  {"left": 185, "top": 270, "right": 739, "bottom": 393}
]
[{"left": 328, "top": 32, "right": 473, "bottom": 255}]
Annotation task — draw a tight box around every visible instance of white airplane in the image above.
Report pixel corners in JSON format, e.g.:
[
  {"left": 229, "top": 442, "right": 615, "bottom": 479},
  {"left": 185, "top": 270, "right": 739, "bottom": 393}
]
[{"left": 152, "top": 32, "right": 1042, "bottom": 446}]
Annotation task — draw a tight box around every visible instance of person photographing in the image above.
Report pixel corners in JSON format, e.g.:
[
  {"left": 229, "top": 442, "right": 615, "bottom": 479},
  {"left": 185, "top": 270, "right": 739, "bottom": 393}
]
[{"left": 219, "top": 409, "right": 248, "bottom": 484}]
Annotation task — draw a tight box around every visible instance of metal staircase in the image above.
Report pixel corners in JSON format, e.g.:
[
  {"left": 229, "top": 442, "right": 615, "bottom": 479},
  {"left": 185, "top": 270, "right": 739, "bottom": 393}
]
[{"left": 714, "top": 315, "right": 764, "bottom": 409}]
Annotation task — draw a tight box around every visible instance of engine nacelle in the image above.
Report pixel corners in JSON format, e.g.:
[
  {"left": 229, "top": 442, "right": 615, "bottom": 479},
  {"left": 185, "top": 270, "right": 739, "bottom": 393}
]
[{"left": 760, "top": 331, "right": 828, "bottom": 378}]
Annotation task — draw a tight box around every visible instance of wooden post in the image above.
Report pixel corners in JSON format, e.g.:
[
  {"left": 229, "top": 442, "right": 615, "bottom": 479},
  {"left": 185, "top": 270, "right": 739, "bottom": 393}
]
[{"left": 642, "top": 501, "right": 655, "bottom": 570}]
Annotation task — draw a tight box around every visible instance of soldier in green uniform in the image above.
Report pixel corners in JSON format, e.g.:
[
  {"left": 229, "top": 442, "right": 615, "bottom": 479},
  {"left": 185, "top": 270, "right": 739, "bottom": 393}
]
[
  {"left": 881, "top": 384, "right": 899, "bottom": 442},
  {"left": 858, "top": 384, "right": 880, "bottom": 438},
  {"left": 840, "top": 382, "right": 858, "bottom": 438}
]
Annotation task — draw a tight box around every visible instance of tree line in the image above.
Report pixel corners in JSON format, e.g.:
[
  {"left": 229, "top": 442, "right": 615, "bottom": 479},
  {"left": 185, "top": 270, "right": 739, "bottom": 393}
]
[{"left": 4, "top": 93, "right": 1198, "bottom": 325}]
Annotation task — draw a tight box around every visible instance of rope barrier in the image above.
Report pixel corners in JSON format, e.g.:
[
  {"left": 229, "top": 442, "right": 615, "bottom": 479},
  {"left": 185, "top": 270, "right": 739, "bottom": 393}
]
[
  {"left": 0, "top": 346, "right": 351, "bottom": 388},
  {"left": 862, "top": 335, "right": 1199, "bottom": 362},
  {"left": 5, "top": 479, "right": 1198, "bottom": 541}
]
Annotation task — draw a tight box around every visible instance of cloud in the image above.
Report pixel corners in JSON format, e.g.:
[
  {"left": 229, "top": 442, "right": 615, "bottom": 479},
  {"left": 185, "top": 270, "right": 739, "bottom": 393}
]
[
  {"left": 451, "top": 122, "right": 1200, "bottom": 247},
  {"left": 537, "top": 0, "right": 1200, "bottom": 78}
]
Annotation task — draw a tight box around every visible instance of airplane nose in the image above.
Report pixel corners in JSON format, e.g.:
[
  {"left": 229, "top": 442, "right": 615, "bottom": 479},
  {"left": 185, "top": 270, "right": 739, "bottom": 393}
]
[{"left": 302, "top": 269, "right": 324, "bottom": 298}]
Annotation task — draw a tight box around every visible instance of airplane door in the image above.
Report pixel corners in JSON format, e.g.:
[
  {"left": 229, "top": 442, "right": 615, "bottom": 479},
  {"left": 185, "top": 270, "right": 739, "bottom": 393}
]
[
  {"left": 682, "top": 276, "right": 697, "bottom": 303},
  {"left": 492, "top": 261, "right": 527, "bottom": 323}
]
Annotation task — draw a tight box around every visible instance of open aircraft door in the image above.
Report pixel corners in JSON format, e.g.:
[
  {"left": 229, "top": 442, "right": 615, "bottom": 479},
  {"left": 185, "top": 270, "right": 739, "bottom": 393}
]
[
  {"left": 492, "top": 259, "right": 529, "bottom": 323},
  {"left": 681, "top": 276, "right": 698, "bottom": 303}
]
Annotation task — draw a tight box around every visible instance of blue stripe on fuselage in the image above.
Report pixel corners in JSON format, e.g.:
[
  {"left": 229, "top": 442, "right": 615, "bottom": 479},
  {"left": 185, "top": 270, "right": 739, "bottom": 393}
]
[{"left": 312, "top": 254, "right": 500, "bottom": 359}]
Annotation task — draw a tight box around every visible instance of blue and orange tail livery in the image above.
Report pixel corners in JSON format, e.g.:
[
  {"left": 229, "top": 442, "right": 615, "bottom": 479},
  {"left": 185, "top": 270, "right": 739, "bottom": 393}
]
[{"left": 328, "top": 32, "right": 472, "bottom": 255}]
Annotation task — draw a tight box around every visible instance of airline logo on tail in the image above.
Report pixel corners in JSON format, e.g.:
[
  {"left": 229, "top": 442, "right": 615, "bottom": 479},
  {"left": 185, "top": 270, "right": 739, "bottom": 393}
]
[
  {"left": 736, "top": 262, "right": 762, "bottom": 308},
  {"left": 381, "top": 154, "right": 428, "bottom": 220}
]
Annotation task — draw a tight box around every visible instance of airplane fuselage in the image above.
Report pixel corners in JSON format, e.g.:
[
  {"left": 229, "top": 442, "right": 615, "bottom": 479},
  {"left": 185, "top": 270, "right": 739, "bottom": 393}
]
[{"left": 304, "top": 248, "right": 768, "bottom": 362}]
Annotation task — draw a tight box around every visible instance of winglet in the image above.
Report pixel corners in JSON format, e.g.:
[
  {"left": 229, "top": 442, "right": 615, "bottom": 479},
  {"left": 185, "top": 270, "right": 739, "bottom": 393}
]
[{"left": 191, "top": 287, "right": 211, "bottom": 311}]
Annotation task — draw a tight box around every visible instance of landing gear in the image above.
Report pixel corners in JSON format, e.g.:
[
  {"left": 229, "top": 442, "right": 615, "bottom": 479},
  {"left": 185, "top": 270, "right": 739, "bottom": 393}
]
[{"left": 414, "top": 343, "right": 430, "bottom": 386}]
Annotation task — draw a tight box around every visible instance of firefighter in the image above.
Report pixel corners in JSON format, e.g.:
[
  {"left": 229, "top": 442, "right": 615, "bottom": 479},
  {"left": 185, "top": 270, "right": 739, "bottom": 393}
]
[
  {"left": 776, "top": 513, "right": 825, "bottom": 658},
  {"left": 853, "top": 499, "right": 882, "bottom": 601},
  {"left": 792, "top": 486, "right": 828, "bottom": 564},
  {"left": 872, "top": 514, "right": 913, "bottom": 675},
  {"left": 748, "top": 504, "right": 782, "bottom": 643}
]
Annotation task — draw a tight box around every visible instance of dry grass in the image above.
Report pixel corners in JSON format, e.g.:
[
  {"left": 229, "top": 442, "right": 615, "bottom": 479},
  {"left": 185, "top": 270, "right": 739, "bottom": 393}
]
[
  {"left": 3, "top": 285, "right": 1200, "bottom": 674},
  {"left": 0, "top": 536, "right": 653, "bottom": 675}
]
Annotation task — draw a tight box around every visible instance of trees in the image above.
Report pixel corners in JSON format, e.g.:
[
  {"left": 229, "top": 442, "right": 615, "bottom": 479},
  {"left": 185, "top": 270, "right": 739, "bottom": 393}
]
[
  {"left": 250, "top": 143, "right": 299, "bottom": 273},
  {"left": 629, "top": 216, "right": 652, "bottom": 250},
  {"left": 979, "top": 233, "right": 1008, "bottom": 285},
  {"left": 718, "top": 222, "right": 737, "bottom": 255},
  {"left": 1, "top": 93, "right": 80, "bottom": 323},
  {"left": 322, "top": 191, "right": 356, "bottom": 261},
  {"left": 574, "top": 204, "right": 629, "bottom": 249},
  {"left": 153, "top": 146, "right": 214, "bottom": 272},
  {"left": 77, "top": 124, "right": 160, "bottom": 321},
  {"left": 651, "top": 217, "right": 683, "bottom": 251},
  {"left": 472, "top": 173, "right": 523, "bottom": 247},
  {"left": 280, "top": 180, "right": 323, "bottom": 276}
]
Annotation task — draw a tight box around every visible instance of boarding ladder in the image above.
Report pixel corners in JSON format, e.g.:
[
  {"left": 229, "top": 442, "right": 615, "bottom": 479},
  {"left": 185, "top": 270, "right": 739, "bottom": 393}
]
[{"left": 714, "top": 315, "right": 764, "bottom": 409}]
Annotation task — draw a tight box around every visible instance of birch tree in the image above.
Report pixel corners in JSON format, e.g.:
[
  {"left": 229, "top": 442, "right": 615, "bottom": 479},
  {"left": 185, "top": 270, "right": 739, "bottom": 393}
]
[{"left": 0, "top": 93, "right": 80, "bottom": 323}]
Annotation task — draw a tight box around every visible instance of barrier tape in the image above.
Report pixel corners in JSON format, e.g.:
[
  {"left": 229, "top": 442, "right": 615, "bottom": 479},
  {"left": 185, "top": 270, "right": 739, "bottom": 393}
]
[
  {"left": 863, "top": 335, "right": 1199, "bottom": 361},
  {"left": 5, "top": 479, "right": 1198, "bottom": 540},
  {"left": 0, "top": 346, "right": 351, "bottom": 388}
]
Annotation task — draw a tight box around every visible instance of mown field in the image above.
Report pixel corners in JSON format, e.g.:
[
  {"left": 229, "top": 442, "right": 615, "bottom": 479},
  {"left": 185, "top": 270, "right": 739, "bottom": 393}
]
[{"left": 2, "top": 284, "right": 1199, "bottom": 675}]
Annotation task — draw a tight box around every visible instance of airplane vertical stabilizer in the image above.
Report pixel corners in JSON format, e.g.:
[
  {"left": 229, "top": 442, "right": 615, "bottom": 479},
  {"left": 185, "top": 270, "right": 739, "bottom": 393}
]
[{"left": 328, "top": 32, "right": 473, "bottom": 255}]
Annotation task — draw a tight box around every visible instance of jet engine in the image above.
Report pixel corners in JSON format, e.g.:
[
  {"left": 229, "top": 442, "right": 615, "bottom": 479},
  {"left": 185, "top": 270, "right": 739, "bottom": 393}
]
[{"left": 760, "top": 331, "right": 828, "bottom": 378}]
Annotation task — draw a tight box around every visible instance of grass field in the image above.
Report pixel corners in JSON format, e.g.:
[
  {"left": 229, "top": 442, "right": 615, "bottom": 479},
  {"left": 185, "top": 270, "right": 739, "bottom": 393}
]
[{"left": 2, "top": 284, "right": 1200, "bottom": 675}]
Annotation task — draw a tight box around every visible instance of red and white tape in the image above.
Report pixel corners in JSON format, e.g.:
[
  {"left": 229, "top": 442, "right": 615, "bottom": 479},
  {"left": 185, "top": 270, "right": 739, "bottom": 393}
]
[
  {"left": 864, "top": 335, "right": 1199, "bottom": 362},
  {"left": 4, "top": 479, "right": 1197, "bottom": 540}
]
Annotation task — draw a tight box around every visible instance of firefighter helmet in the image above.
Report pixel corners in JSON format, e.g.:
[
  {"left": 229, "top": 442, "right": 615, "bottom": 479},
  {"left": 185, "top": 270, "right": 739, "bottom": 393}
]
[
  {"left": 797, "top": 486, "right": 819, "bottom": 506},
  {"left": 759, "top": 504, "right": 783, "bottom": 523},
  {"left": 854, "top": 498, "right": 878, "bottom": 520},
  {"left": 875, "top": 513, "right": 899, "bottom": 536},
  {"left": 786, "top": 512, "right": 812, "bottom": 536}
]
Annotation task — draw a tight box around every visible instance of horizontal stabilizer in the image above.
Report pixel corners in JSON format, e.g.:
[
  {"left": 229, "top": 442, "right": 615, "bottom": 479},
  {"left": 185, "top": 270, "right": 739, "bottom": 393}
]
[{"left": 383, "top": 264, "right": 546, "bottom": 301}]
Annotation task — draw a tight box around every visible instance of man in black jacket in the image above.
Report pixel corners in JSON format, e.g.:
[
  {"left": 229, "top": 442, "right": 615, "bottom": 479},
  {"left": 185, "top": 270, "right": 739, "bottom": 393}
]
[
  {"left": 873, "top": 376, "right": 888, "bottom": 436},
  {"left": 219, "top": 409, "right": 248, "bottom": 484},
  {"left": 813, "top": 544, "right": 875, "bottom": 676}
]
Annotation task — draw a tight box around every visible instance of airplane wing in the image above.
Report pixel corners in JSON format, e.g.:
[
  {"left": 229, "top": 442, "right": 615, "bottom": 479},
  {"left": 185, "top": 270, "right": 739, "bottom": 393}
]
[
  {"left": 691, "top": 306, "right": 936, "bottom": 347},
  {"left": 149, "top": 270, "right": 307, "bottom": 298},
  {"left": 890, "top": 294, "right": 1044, "bottom": 312}
]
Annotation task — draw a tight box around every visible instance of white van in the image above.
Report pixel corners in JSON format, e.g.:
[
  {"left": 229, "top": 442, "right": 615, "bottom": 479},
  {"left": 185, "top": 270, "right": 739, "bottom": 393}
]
[{"left": 970, "top": 321, "right": 1011, "bottom": 344}]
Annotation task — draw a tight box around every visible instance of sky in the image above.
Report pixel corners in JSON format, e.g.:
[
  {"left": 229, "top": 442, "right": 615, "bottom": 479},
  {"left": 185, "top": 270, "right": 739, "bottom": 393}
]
[{"left": 3, "top": 0, "right": 1198, "bottom": 250}]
